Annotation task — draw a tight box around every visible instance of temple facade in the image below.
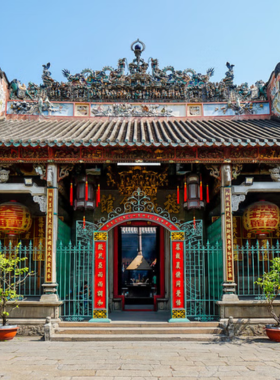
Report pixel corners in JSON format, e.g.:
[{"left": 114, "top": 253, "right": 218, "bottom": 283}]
[{"left": 1, "top": 40, "right": 280, "bottom": 333}]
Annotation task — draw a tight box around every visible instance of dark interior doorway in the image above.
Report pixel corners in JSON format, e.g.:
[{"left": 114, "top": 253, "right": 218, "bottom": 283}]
[{"left": 117, "top": 225, "right": 160, "bottom": 310}]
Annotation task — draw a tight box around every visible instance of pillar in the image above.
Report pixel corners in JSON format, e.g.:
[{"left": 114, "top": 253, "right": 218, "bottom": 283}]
[
  {"left": 220, "top": 164, "right": 238, "bottom": 300},
  {"left": 169, "top": 231, "right": 189, "bottom": 322},
  {"left": 40, "top": 164, "right": 59, "bottom": 301},
  {"left": 89, "top": 231, "right": 111, "bottom": 322}
]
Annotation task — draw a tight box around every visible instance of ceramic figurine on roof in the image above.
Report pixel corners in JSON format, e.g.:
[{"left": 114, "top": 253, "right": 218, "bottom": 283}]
[{"left": 8, "top": 40, "right": 267, "bottom": 104}]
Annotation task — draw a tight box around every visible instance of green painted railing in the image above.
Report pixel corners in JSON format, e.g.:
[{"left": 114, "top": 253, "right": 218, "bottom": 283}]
[
  {"left": 57, "top": 242, "right": 93, "bottom": 321},
  {"left": 234, "top": 241, "right": 280, "bottom": 297},
  {"left": 0, "top": 241, "right": 44, "bottom": 297},
  {"left": 185, "top": 241, "right": 223, "bottom": 320}
]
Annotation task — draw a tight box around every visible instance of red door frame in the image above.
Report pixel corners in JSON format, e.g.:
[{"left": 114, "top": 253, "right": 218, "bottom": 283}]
[{"left": 113, "top": 221, "right": 165, "bottom": 311}]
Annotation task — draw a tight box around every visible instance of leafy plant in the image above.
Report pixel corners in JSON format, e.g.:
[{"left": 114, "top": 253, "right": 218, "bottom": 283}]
[
  {"left": 0, "top": 244, "right": 33, "bottom": 326},
  {"left": 255, "top": 257, "right": 280, "bottom": 326}
]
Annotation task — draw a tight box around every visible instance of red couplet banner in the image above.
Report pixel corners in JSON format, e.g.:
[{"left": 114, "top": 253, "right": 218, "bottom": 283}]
[
  {"left": 94, "top": 241, "right": 107, "bottom": 309},
  {"left": 172, "top": 241, "right": 185, "bottom": 309}
]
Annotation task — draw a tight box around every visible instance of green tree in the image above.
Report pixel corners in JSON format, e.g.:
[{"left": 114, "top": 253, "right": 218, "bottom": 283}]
[
  {"left": 255, "top": 257, "right": 280, "bottom": 326},
  {"left": 0, "top": 245, "right": 33, "bottom": 326}
]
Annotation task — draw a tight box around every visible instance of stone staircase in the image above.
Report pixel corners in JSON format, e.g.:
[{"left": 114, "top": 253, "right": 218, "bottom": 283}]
[{"left": 51, "top": 321, "right": 226, "bottom": 341}]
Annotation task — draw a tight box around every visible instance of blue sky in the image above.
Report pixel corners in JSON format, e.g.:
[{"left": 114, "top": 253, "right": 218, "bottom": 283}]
[{"left": 0, "top": 0, "right": 278, "bottom": 87}]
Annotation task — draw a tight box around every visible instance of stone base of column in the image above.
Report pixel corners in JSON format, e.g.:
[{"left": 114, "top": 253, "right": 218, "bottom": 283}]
[
  {"left": 40, "top": 283, "right": 59, "bottom": 302},
  {"left": 222, "top": 282, "right": 239, "bottom": 301}
]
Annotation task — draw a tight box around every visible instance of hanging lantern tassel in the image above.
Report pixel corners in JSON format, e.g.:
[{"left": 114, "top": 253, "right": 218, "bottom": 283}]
[
  {"left": 177, "top": 186, "right": 180, "bottom": 204},
  {"left": 85, "top": 177, "right": 88, "bottom": 201},
  {"left": 193, "top": 215, "right": 196, "bottom": 230},
  {"left": 184, "top": 182, "right": 187, "bottom": 202},
  {"left": 70, "top": 182, "right": 73, "bottom": 206},
  {"left": 96, "top": 184, "right": 100, "bottom": 207},
  {"left": 200, "top": 176, "right": 203, "bottom": 201},
  {"left": 206, "top": 184, "right": 210, "bottom": 204},
  {"left": 83, "top": 216, "right": 86, "bottom": 229}
]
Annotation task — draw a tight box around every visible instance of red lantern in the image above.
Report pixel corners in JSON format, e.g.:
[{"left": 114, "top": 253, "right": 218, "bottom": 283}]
[
  {"left": 243, "top": 201, "right": 280, "bottom": 236},
  {"left": 0, "top": 201, "right": 32, "bottom": 237}
]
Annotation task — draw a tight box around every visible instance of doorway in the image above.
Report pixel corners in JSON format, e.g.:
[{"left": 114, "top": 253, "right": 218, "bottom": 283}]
[{"left": 113, "top": 222, "right": 165, "bottom": 311}]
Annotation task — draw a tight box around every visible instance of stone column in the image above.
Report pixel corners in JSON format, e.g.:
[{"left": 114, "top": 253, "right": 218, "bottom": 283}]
[
  {"left": 220, "top": 164, "right": 238, "bottom": 300},
  {"left": 40, "top": 164, "right": 59, "bottom": 301}
]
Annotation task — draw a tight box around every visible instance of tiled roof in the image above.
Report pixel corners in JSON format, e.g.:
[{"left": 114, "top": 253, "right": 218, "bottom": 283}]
[{"left": 1, "top": 117, "right": 280, "bottom": 147}]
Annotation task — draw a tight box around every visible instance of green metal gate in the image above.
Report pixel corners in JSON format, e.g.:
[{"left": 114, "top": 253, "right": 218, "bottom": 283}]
[
  {"left": 182, "top": 220, "right": 223, "bottom": 320},
  {"left": 57, "top": 242, "right": 93, "bottom": 320}
]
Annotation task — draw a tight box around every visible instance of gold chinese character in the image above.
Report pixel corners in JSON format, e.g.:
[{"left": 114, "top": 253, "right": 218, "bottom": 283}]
[
  {"left": 175, "top": 271, "right": 181, "bottom": 278},
  {"left": 175, "top": 243, "right": 181, "bottom": 250},
  {"left": 176, "top": 290, "right": 181, "bottom": 297},
  {"left": 176, "top": 262, "right": 181, "bottom": 269},
  {"left": 97, "top": 272, "right": 103, "bottom": 278},
  {"left": 175, "top": 253, "right": 180, "bottom": 259},
  {"left": 97, "top": 300, "right": 103, "bottom": 306},
  {"left": 97, "top": 281, "right": 103, "bottom": 287},
  {"left": 98, "top": 262, "right": 103, "bottom": 269},
  {"left": 97, "top": 291, "right": 103, "bottom": 297},
  {"left": 97, "top": 244, "right": 104, "bottom": 250},
  {"left": 98, "top": 252, "right": 104, "bottom": 259},
  {"left": 175, "top": 300, "right": 181, "bottom": 306},
  {"left": 176, "top": 281, "right": 181, "bottom": 287}
]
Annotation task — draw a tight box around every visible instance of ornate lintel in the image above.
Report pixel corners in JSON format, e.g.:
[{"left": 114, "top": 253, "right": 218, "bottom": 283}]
[
  {"left": 0, "top": 168, "right": 10, "bottom": 183},
  {"left": 58, "top": 164, "right": 74, "bottom": 182},
  {"left": 232, "top": 194, "right": 246, "bottom": 212},
  {"left": 206, "top": 165, "right": 221, "bottom": 180},
  {"left": 33, "top": 195, "right": 47, "bottom": 213},
  {"left": 34, "top": 164, "right": 46, "bottom": 180},
  {"left": 232, "top": 164, "right": 243, "bottom": 180},
  {"left": 269, "top": 165, "right": 280, "bottom": 182}
]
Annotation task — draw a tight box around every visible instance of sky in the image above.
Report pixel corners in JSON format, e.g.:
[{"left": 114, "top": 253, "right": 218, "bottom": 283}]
[{"left": 0, "top": 0, "right": 279, "bottom": 87}]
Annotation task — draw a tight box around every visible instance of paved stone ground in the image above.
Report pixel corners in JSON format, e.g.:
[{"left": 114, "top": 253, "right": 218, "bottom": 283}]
[{"left": 1, "top": 337, "right": 280, "bottom": 380}]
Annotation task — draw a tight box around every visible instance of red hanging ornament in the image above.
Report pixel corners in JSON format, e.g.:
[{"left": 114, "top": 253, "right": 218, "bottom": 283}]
[
  {"left": 85, "top": 176, "right": 88, "bottom": 201},
  {"left": 200, "top": 175, "right": 203, "bottom": 201},
  {"left": 206, "top": 184, "right": 210, "bottom": 204},
  {"left": 97, "top": 184, "right": 100, "bottom": 203},
  {"left": 83, "top": 215, "right": 86, "bottom": 229},
  {"left": 177, "top": 186, "right": 180, "bottom": 204},
  {"left": 96, "top": 184, "right": 100, "bottom": 207},
  {"left": 184, "top": 182, "right": 187, "bottom": 202},
  {"left": 193, "top": 215, "right": 196, "bottom": 230},
  {"left": 70, "top": 182, "right": 73, "bottom": 206}
]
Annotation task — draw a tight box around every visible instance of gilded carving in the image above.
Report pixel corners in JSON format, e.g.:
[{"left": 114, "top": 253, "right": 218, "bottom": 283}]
[
  {"left": 172, "top": 309, "right": 186, "bottom": 319},
  {"left": 171, "top": 232, "right": 184, "bottom": 241},
  {"left": 107, "top": 166, "right": 168, "bottom": 197},
  {"left": 93, "top": 309, "right": 107, "bottom": 319},
  {"left": 100, "top": 194, "right": 115, "bottom": 214},
  {"left": 164, "top": 194, "right": 180, "bottom": 214},
  {"left": 94, "top": 232, "right": 108, "bottom": 241}
]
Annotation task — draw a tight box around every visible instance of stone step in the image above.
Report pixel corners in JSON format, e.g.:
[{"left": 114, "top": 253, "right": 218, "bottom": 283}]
[
  {"left": 58, "top": 321, "right": 220, "bottom": 328},
  {"left": 55, "top": 327, "right": 222, "bottom": 335},
  {"left": 51, "top": 333, "right": 226, "bottom": 342}
]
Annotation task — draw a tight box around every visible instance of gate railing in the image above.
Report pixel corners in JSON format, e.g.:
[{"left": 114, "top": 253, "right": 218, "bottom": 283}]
[
  {"left": 185, "top": 241, "right": 223, "bottom": 320},
  {"left": 0, "top": 241, "right": 44, "bottom": 297},
  {"left": 234, "top": 241, "right": 280, "bottom": 297},
  {"left": 57, "top": 242, "right": 93, "bottom": 321}
]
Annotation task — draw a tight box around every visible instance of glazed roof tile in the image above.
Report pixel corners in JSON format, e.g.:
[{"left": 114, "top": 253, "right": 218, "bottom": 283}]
[{"left": 1, "top": 117, "right": 280, "bottom": 148}]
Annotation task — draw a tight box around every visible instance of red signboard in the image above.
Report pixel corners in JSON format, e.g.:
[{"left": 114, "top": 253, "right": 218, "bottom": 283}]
[
  {"left": 172, "top": 241, "right": 185, "bottom": 309},
  {"left": 94, "top": 241, "right": 106, "bottom": 309},
  {"left": 100, "top": 212, "right": 179, "bottom": 232},
  {"left": 45, "top": 189, "right": 54, "bottom": 283},
  {"left": 224, "top": 188, "right": 234, "bottom": 282}
]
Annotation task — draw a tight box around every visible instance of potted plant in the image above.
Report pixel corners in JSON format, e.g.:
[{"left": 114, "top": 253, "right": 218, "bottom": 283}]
[
  {"left": 0, "top": 245, "right": 33, "bottom": 341},
  {"left": 255, "top": 257, "right": 280, "bottom": 342}
]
